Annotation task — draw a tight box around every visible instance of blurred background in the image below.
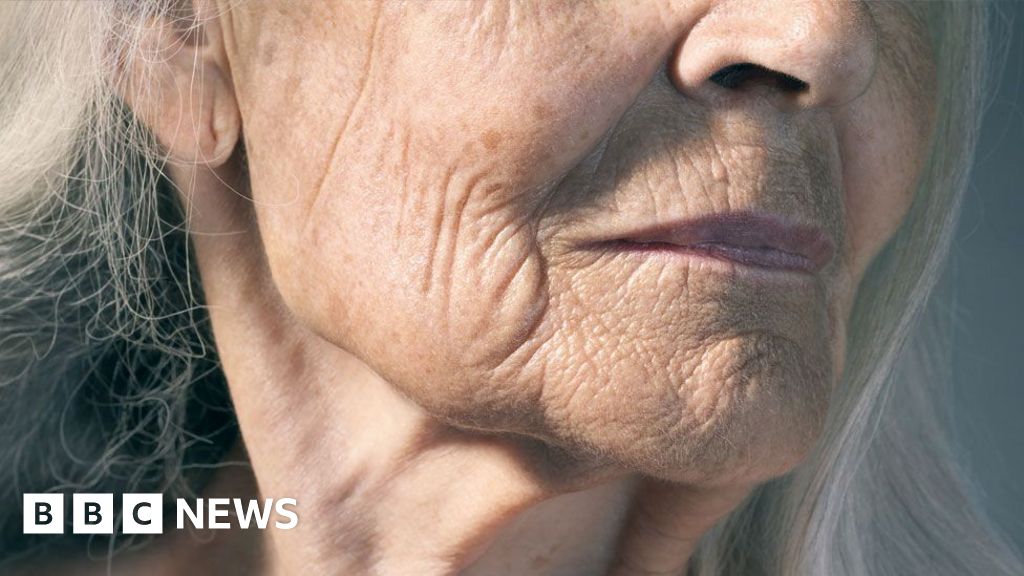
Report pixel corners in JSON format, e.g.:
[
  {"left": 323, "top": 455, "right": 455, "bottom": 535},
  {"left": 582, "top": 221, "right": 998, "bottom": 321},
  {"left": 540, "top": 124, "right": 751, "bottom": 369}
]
[{"left": 951, "top": 0, "right": 1023, "bottom": 554}]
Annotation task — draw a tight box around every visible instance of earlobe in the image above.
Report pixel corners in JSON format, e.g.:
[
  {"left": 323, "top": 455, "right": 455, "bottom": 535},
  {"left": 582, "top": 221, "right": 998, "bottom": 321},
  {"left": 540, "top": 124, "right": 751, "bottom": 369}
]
[{"left": 118, "top": 9, "right": 240, "bottom": 167}]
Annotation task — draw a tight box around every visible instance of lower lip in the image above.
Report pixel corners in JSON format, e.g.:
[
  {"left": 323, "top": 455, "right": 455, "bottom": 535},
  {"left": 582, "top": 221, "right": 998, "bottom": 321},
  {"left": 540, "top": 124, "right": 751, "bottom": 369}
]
[{"left": 594, "top": 240, "right": 819, "bottom": 274}]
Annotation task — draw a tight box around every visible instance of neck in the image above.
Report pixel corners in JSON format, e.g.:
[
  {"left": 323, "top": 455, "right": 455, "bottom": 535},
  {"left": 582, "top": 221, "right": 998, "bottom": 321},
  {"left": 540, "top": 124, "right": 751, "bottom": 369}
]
[
  {"left": 221, "top": 329, "right": 640, "bottom": 575},
  {"left": 210, "top": 333, "right": 744, "bottom": 576}
]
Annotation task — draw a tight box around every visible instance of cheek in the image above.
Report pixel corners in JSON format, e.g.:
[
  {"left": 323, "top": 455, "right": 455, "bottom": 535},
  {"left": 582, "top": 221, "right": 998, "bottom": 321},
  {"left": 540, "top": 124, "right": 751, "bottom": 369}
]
[
  {"left": 243, "top": 7, "right": 679, "bottom": 403},
  {"left": 824, "top": 69, "right": 933, "bottom": 386},
  {"left": 836, "top": 64, "right": 935, "bottom": 288}
]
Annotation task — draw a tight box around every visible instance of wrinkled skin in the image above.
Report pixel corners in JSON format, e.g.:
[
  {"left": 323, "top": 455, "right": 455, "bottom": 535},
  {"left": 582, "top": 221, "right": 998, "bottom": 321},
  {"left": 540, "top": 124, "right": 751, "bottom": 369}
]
[
  {"left": 224, "top": 1, "right": 932, "bottom": 484},
  {"left": 110, "top": 1, "right": 937, "bottom": 574}
]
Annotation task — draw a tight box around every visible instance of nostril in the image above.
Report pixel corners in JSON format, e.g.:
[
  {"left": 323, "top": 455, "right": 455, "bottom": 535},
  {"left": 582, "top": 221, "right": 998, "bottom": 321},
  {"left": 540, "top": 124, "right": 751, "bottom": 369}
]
[{"left": 708, "top": 63, "right": 809, "bottom": 94}]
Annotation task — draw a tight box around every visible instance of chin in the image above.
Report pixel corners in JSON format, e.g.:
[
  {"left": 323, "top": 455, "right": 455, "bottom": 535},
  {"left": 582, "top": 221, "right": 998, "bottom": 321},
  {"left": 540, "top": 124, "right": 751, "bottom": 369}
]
[
  {"left": 539, "top": 330, "right": 835, "bottom": 486},
  {"left": 506, "top": 251, "right": 840, "bottom": 485},
  {"left": 401, "top": 317, "right": 835, "bottom": 488}
]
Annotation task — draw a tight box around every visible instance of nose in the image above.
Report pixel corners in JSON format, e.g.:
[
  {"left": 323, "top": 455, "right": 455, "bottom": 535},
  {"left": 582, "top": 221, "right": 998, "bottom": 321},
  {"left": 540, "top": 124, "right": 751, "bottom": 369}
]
[{"left": 669, "top": 0, "right": 878, "bottom": 108}]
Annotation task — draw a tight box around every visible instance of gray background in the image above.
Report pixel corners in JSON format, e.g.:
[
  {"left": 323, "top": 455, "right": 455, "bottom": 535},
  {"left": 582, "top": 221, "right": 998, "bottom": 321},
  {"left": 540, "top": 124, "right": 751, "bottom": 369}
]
[{"left": 952, "top": 0, "right": 1024, "bottom": 554}]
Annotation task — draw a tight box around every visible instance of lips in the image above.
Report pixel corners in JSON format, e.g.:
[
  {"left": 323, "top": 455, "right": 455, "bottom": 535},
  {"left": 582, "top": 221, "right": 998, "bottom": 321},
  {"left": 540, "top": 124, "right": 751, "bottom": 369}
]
[{"left": 590, "top": 212, "right": 835, "bottom": 274}]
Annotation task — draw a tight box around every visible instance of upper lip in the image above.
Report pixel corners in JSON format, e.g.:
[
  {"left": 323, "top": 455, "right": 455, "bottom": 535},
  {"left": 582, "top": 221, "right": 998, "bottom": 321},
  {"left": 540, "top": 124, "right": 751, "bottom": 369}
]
[{"left": 590, "top": 212, "right": 835, "bottom": 273}]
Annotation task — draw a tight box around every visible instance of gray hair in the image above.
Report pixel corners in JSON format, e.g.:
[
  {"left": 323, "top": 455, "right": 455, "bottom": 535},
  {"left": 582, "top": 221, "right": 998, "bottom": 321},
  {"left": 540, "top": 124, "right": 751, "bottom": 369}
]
[
  {"left": 0, "top": 1, "right": 1020, "bottom": 574},
  {"left": 0, "top": 0, "right": 235, "bottom": 561}
]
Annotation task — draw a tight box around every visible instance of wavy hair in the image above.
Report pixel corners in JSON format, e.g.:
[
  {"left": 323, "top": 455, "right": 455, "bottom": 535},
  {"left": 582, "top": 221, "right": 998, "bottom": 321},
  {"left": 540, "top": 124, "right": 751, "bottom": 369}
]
[{"left": 0, "top": 1, "right": 1020, "bottom": 574}]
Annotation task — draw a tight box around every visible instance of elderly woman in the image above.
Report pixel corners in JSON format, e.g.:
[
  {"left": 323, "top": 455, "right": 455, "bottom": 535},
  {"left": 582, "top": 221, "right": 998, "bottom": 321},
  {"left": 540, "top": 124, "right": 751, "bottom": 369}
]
[{"left": 0, "top": 1, "right": 1020, "bottom": 574}]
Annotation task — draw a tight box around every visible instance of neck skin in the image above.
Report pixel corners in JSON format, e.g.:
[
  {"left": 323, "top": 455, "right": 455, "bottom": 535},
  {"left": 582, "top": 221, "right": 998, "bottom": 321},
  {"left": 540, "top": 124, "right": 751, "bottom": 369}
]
[
  {"left": 220, "top": 352, "right": 643, "bottom": 576},
  {"left": 104, "top": 162, "right": 751, "bottom": 576}
]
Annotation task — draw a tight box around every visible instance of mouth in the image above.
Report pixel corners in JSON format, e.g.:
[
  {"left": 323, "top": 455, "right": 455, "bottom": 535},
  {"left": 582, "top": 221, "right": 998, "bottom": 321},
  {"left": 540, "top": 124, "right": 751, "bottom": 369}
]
[{"left": 586, "top": 212, "right": 835, "bottom": 274}]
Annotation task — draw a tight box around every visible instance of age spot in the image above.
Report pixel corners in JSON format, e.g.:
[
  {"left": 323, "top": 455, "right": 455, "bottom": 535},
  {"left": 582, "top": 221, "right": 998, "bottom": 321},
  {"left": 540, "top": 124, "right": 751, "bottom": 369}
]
[{"left": 481, "top": 128, "right": 502, "bottom": 151}]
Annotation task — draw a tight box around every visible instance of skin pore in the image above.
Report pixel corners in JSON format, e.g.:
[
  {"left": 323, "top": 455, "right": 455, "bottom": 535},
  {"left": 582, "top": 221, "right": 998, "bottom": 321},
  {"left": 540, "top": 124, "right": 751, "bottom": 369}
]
[{"left": 51, "top": 1, "right": 936, "bottom": 575}]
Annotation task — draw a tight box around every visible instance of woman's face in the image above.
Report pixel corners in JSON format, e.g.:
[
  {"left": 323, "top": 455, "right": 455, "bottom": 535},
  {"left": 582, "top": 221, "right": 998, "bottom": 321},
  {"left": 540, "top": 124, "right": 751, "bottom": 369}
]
[{"left": 219, "top": 1, "right": 934, "bottom": 484}]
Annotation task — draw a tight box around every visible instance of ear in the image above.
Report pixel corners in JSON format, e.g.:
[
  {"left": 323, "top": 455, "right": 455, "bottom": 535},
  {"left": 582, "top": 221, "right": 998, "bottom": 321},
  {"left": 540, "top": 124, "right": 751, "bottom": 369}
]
[{"left": 119, "top": 0, "right": 240, "bottom": 167}]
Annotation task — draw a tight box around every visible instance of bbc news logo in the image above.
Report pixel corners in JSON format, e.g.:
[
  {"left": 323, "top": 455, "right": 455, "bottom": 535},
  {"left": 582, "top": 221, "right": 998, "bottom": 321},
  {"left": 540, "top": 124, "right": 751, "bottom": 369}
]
[{"left": 23, "top": 494, "right": 298, "bottom": 535}]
